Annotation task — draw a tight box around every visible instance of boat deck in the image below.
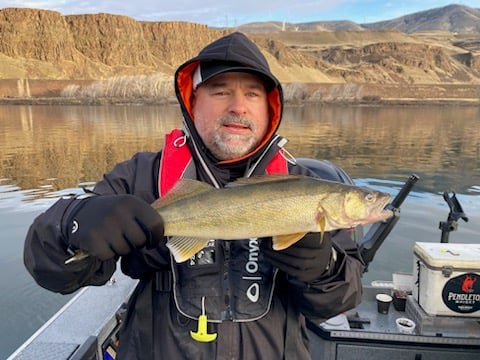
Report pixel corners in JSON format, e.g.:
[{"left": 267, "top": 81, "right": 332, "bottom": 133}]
[{"left": 7, "top": 271, "right": 137, "bottom": 360}]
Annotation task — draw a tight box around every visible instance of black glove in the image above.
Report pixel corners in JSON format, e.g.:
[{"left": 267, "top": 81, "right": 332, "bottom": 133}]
[
  {"left": 65, "top": 194, "right": 164, "bottom": 261},
  {"left": 262, "top": 233, "right": 333, "bottom": 283}
]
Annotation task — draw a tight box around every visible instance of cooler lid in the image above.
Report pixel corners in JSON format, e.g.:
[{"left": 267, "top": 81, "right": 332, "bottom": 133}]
[{"left": 414, "top": 242, "right": 480, "bottom": 269}]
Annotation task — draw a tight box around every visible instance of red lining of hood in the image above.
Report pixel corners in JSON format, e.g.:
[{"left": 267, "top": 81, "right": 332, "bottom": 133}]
[
  {"left": 177, "top": 62, "right": 197, "bottom": 117},
  {"left": 176, "top": 61, "right": 282, "bottom": 164}
]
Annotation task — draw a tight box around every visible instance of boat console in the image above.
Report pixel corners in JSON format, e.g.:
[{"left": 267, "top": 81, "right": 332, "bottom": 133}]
[{"left": 308, "top": 285, "right": 480, "bottom": 360}]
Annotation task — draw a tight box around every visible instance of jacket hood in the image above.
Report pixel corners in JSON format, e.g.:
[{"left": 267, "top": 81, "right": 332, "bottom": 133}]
[{"left": 174, "top": 32, "right": 283, "bottom": 165}]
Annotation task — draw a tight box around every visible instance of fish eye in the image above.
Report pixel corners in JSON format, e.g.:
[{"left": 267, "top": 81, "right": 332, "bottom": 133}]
[{"left": 365, "top": 193, "right": 375, "bottom": 202}]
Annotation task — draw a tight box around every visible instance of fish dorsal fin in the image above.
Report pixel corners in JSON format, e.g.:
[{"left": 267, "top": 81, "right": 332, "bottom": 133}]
[
  {"left": 226, "top": 174, "right": 306, "bottom": 188},
  {"left": 272, "top": 233, "right": 307, "bottom": 250},
  {"left": 153, "top": 179, "right": 213, "bottom": 208},
  {"left": 166, "top": 236, "right": 211, "bottom": 263}
]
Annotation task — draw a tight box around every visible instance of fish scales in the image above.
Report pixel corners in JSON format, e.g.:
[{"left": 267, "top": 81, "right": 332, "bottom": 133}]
[{"left": 159, "top": 185, "right": 321, "bottom": 240}]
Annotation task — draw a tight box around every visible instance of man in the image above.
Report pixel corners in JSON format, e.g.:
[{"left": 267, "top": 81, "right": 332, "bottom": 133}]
[{"left": 24, "top": 32, "right": 364, "bottom": 359}]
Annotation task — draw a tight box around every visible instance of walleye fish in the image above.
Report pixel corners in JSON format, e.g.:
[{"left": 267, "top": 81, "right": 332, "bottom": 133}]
[{"left": 152, "top": 174, "right": 393, "bottom": 263}]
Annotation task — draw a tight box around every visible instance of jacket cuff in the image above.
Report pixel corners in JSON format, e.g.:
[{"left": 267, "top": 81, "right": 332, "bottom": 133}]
[{"left": 59, "top": 192, "right": 98, "bottom": 247}]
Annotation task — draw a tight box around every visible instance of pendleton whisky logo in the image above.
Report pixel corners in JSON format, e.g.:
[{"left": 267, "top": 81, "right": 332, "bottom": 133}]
[{"left": 442, "top": 273, "right": 480, "bottom": 313}]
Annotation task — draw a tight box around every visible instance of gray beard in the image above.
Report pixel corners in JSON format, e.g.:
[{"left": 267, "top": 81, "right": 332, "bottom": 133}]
[
  {"left": 211, "top": 132, "right": 257, "bottom": 160},
  {"left": 210, "top": 115, "right": 259, "bottom": 160}
]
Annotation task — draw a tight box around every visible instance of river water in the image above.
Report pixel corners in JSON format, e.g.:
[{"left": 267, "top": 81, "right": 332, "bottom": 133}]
[{"left": 1, "top": 104, "right": 479, "bottom": 357}]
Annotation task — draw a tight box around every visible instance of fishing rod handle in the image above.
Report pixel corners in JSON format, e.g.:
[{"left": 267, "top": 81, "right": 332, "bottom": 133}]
[{"left": 391, "top": 174, "right": 420, "bottom": 209}]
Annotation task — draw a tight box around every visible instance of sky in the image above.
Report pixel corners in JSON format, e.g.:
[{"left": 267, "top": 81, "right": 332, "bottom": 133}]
[{"left": 1, "top": 1, "right": 479, "bottom": 26}]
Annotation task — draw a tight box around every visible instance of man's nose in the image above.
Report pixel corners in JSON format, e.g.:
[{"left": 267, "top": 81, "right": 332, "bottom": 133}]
[{"left": 227, "top": 93, "right": 248, "bottom": 115}]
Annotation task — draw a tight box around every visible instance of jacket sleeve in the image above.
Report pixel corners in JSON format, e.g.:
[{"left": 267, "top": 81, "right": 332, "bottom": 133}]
[
  {"left": 23, "top": 195, "right": 118, "bottom": 294},
  {"left": 288, "top": 230, "right": 364, "bottom": 321},
  {"left": 23, "top": 152, "right": 168, "bottom": 294}
]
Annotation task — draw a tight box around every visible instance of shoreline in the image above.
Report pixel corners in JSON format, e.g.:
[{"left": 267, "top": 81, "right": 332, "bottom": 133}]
[
  {"left": 0, "top": 96, "right": 478, "bottom": 106},
  {"left": 1, "top": 79, "right": 479, "bottom": 106}
]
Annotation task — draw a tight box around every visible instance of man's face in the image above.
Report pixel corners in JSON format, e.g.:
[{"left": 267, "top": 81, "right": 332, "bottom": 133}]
[{"left": 191, "top": 72, "right": 270, "bottom": 161}]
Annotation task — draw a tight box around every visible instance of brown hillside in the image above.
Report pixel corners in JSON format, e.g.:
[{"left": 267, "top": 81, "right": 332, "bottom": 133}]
[{"left": 0, "top": 8, "right": 479, "bottom": 102}]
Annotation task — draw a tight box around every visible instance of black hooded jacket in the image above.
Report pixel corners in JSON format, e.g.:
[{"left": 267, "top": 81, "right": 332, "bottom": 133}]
[{"left": 23, "top": 32, "right": 364, "bottom": 360}]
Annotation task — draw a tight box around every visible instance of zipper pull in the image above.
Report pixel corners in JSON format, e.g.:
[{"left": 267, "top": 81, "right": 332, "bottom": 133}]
[{"left": 190, "top": 297, "right": 217, "bottom": 342}]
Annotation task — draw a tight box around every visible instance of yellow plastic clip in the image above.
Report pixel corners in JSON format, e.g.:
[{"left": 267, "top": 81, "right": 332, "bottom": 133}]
[{"left": 190, "top": 297, "right": 217, "bottom": 342}]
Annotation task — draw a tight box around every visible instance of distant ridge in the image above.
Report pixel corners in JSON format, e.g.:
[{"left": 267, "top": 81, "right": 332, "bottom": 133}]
[
  {"left": 362, "top": 4, "right": 480, "bottom": 33},
  {"left": 237, "top": 4, "right": 480, "bottom": 34},
  {"left": 236, "top": 20, "right": 364, "bottom": 33}
]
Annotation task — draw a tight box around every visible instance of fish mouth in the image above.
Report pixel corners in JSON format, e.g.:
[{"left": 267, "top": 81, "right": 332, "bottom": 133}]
[
  {"left": 370, "top": 196, "right": 394, "bottom": 221},
  {"left": 376, "top": 208, "right": 394, "bottom": 221}
]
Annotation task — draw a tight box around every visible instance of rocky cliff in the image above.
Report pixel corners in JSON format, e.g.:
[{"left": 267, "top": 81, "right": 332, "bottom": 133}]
[{"left": 0, "top": 8, "right": 229, "bottom": 80}]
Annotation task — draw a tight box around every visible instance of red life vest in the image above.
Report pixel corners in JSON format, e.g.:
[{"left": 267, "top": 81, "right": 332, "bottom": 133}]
[{"left": 158, "top": 129, "right": 288, "bottom": 195}]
